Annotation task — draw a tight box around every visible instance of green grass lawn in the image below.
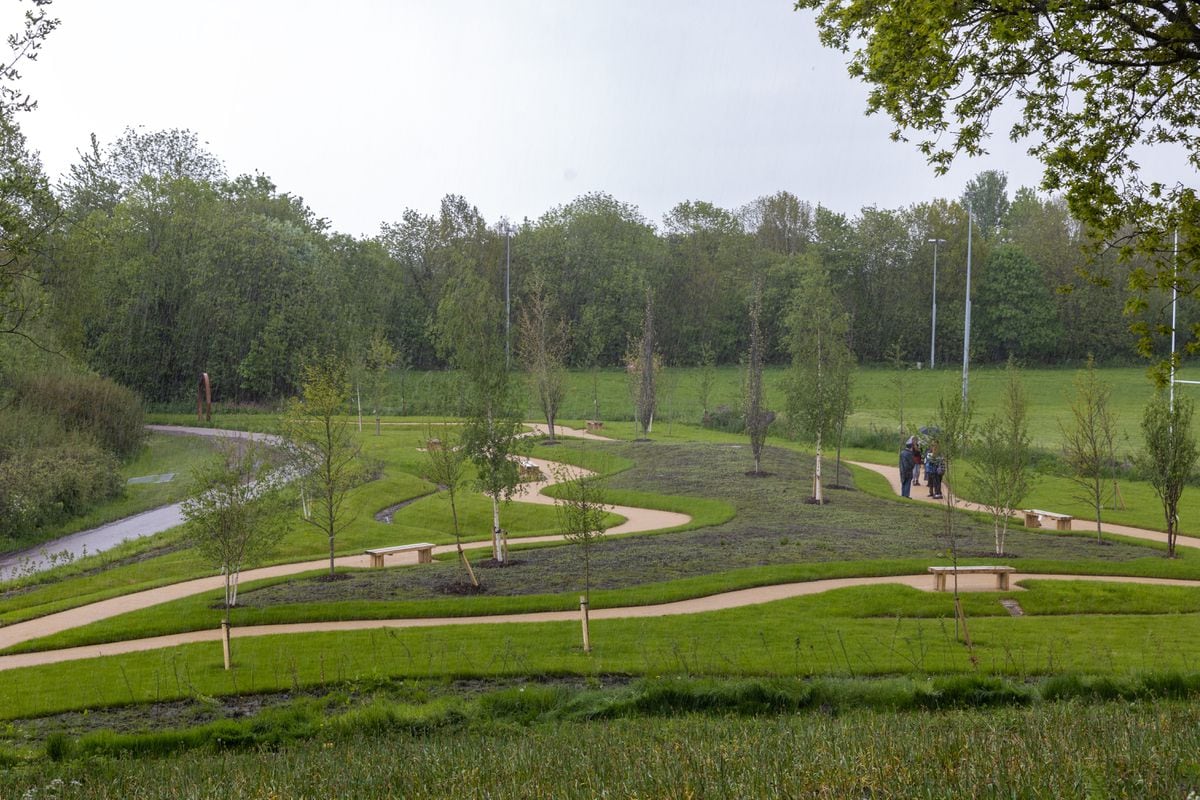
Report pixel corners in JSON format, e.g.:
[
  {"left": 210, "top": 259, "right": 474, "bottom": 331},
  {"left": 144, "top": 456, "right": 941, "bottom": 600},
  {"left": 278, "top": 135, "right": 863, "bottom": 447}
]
[
  {"left": 10, "top": 386, "right": 1200, "bottom": 789},
  {"left": 7, "top": 686, "right": 1200, "bottom": 798},
  {"left": 10, "top": 440, "right": 1189, "bottom": 654},
  {"left": 369, "top": 363, "right": 1164, "bottom": 449}
]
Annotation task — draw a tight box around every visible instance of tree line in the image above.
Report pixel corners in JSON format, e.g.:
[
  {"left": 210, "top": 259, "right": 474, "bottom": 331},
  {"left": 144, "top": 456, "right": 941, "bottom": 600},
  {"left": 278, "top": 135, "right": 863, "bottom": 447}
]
[{"left": 5, "top": 123, "right": 1195, "bottom": 405}]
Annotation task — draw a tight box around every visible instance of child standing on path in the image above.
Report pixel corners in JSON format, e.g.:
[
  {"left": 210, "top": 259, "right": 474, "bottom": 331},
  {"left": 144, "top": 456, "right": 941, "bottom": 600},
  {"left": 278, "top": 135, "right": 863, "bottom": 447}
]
[{"left": 925, "top": 442, "right": 945, "bottom": 499}]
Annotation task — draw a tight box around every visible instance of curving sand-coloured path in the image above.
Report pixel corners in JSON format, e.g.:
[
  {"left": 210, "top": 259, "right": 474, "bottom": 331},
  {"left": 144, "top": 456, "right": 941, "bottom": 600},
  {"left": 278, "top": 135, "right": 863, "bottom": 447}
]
[
  {"left": 6, "top": 570, "right": 1200, "bottom": 672},
  {"left": 847, "top": 459, "right": 1200, "bottom": 551},
  {"left": 3, "top": 436, "right": 1200, "bottom": 672},
  {"left": 0, "top": 426, "right": 688, "bottom": 657}
]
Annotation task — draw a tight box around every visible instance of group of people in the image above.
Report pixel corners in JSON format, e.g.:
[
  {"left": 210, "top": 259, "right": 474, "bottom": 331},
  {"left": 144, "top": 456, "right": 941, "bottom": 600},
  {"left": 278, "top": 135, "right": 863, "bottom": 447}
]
[{"left": 899, "top": 435, "right": 945, "bottom": 499}]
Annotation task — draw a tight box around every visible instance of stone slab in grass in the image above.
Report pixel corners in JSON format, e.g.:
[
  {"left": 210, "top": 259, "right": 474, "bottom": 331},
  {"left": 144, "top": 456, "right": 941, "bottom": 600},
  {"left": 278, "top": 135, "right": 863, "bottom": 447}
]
[{"left": 127, "top": 473, "right": 176, "bottom": 485}]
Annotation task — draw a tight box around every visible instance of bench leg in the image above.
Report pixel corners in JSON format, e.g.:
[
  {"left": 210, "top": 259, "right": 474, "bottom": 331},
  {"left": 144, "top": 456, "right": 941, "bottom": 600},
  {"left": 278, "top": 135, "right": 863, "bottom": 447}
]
[
  {"left": 370, "top": 554, "right": 383, "bottom": 568},
  {"left": 1024, "top": 514, "right": 1039, "bottom": 528},
  {"left": 1056, "top": 518, "right": 1072, "bottom": 531},
  {"left": 934, "top": 573, "right": 946, "bottom": 592},
  {"left": 418, "top": 548, "right": 432, "bottom": 564},
  {"left": 997, "top": 573, "right": 1010, "bottom": 591}
]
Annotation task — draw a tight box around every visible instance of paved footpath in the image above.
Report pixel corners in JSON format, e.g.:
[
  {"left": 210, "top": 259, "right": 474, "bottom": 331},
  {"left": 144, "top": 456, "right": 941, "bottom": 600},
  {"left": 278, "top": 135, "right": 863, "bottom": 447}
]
[
  {"left": 3, "top": 439, "right": 1199, "bottom": 672},
  {"left": 0, "top": 424, "right": 688, "bottom": 657},
  {"left": 847, "top": 460, "right": 1200, "bottom": 550}
]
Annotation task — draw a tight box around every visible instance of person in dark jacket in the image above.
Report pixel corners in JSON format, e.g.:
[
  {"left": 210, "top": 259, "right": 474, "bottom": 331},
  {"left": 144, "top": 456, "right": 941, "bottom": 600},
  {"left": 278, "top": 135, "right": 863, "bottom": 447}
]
[{"left": 899, "top": 441, "right": 915, "bottom": 498}]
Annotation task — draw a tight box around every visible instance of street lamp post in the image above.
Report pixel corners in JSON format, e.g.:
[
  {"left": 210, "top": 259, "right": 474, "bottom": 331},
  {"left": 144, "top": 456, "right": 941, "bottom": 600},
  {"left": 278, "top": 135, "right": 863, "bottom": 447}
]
[
  {"left": 499, "top": 219, "right": 515, "bottom": 369},
  {"left": 962, "top": 204, "right": 973, "bottom": 405},
  {"left": 927, "top": 237, "right": 946, "bottom": 368}
]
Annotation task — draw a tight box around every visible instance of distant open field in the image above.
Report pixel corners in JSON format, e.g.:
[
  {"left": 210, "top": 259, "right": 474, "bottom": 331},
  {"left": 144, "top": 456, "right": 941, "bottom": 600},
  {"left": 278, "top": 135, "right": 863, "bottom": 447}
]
[{"left": 380, "top": 363, "right": 1161, "bottom": 452}]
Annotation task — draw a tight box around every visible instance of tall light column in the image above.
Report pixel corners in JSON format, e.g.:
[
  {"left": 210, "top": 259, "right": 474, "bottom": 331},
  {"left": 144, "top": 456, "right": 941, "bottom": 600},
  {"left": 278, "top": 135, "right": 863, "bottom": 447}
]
[
  {"left": 927, "top": 237, "right": 946, "bottom": 368},
  {"left": 499, "top": 218, "right": 515, "bottom": 369},
  {"left": 962, "top": 205, "right": 973, "bottom": 405}
]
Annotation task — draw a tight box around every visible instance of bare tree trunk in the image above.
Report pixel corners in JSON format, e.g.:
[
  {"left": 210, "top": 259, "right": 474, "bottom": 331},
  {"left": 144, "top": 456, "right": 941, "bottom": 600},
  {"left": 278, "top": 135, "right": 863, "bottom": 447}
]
[
  {"left": 492, "top": 498, "right": 504, "bottom": 562},
  {"left": 450, "top": 502, "right": 478, "bottom": 587},
  {"left": 222, "top": 576, "right": 232, "bottom": 670},
  {"left": 813, "top": 429, "right": 824, "bottom": 503}
]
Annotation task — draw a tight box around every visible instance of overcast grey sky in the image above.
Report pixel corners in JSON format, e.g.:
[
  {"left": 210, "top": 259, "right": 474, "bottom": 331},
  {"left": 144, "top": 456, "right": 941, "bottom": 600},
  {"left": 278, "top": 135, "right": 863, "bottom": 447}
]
[{"left": 10, "top": 0, "right": 1052, "bottom": 237}]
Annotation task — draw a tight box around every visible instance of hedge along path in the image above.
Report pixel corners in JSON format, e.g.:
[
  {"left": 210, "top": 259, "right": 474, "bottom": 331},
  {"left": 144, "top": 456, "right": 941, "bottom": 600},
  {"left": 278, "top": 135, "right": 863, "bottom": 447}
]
[
  {"left": 0, "top": 427, "right": 688, "bottom": 654},
  {"left": 847, "top": 460, "right": 1200, "bottom": 551}
]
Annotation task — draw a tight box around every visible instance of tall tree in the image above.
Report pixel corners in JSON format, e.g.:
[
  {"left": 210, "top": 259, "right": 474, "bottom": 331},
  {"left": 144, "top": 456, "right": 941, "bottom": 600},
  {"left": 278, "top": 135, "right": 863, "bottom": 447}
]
[
  {"left": 521, "top": 192, "right": 657, "bottom": 366},
  {"left": 553, "top": 462, "right": 611, "bottom": 653},
  {"left": 362, "top": 331, "right": 398, "bottom": 436},
  {"left": 740, "top": 190, "right": 815, "bottom": 257},
  {"left": 0, "top": 1, "right": 59, "bottom": 348},
  {"left": 969, "top": 360, "right": 1032, "bottom": 556},
  {"left": 1139, "top": 392, "right": 1198, "bottom": 558},
  {"left": 61, "top": 127, "right": 227, "bottom": 218},
  {"left": 282, "top": 357, "right": 362, "bottom": 577},
  {"left": 744, "top": 283, "right": 772, "bottom": 475},
  {"left": 1059, "top": 357, "right": 1120, "bottom": 542},
  {"left": 181, "top": 438, "right": 289, "bottom": 668},
  {"left": 961, "top": 170, "right": 1010, "bottom": 241},
  {"left": 0, "top": 112, "right": 57, "bottom": 347},
  {"left": 658, "top": 200, "right": 749, "bottom": 364},
  {"left": 974, "top": 246, "right": 1060, "bottom": 362},
  {"left": 935, "top": 389, "right": 974, "bottom": 610},
  {"left": 785, "top": 258, "right": 854, "bottom": 503},
  {"left": 436, "top": 271, "right": 525, "bottom": 563},
  {"left": 423, "top": 424, "right": 477, "bottom": 588},
  {"left": 1, "top": 1, "right": 58, "bottom": 115},
  {"left": 516, "top": 278, "right": 569, "bottom": 442},
  {"left": 1003, "top": 189, "right": 1133, "bottom": 363},
  {"left": 793, "top": 0, "right": 1200, "bottom": 371},
  {"left": 629, "top": 290, "right": 658, "bottom": 439}
]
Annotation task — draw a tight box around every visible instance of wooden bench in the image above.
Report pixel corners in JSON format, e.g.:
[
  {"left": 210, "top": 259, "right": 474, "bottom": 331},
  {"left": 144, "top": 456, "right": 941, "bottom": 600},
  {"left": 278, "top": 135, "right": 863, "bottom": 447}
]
[
  {"left": 1023, "top": 509, "right": 1073, "bottom": 531},
  {"left": 518, "top": 458, "right": 542, "bottom": 481},
  {"left": 365, "top": 542, "right": 435, "bottom": 568},
  {"left": 586, "top": 420, "right": 604, "bottom": 433},
  {"left": 928, "top": 565, "right": 1016, "bottom": 591}
]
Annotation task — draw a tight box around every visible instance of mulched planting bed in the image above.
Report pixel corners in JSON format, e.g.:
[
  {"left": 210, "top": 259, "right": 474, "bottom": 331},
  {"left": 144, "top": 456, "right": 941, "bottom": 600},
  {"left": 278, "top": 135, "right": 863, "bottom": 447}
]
[{"left": 236, "top": 442, "right": 1155, "bottom": 607}]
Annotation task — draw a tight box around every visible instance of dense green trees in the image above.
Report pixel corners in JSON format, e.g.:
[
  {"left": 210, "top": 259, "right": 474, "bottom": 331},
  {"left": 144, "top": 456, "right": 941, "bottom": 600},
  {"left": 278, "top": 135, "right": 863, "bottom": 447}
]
[
  {"left": 793, "top": 0, "right": 1200, "bottom": 372},
  {"left": 974, "top": 247, "right": 1060, "bottom": 362},
  {"left": 0, "top": 114, "right": 1161, "bottom": 411}
]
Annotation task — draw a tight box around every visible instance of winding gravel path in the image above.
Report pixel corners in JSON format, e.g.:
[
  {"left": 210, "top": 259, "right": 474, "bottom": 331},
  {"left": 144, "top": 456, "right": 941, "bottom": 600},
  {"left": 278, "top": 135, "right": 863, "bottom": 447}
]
[
  {"left": 2, "top": 437, "right": 1199, "bottom": 673},
  {"left": 847, "top": 460, "right": 1200, "bottom": 550}
]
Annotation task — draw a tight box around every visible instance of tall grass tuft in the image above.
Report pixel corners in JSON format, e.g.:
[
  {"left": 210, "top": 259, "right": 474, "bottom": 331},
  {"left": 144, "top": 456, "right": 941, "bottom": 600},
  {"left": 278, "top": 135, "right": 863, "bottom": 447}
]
[{"left": 11, "top": 371, "right": 145, "bottom": 459}]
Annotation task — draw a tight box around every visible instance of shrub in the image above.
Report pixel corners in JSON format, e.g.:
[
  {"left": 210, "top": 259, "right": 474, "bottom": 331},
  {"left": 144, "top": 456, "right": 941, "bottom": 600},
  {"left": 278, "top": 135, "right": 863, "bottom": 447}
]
[
  {"left": 702, "top": 404, "right": 744, "bottom": 433},
  {"left": 0, "top": 443, "right": 123, "bottom": 545},
  {"left": 44, "top": 731, "right": 74, "bottom": 762},
  {"left": 478, "top": 684, "right": 571, "bottom": 723},
  {"left": 12, "top": 372, "right": 144, "bottom": 459}
]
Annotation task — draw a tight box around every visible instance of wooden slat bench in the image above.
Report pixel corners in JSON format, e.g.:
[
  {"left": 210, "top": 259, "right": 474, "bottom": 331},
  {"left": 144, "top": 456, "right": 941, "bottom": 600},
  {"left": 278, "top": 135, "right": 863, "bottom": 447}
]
[
  {"left": 517, "top": 458, "right": 542, "bottom": 481},
  {"left": 365, "top": 542, "right": 435, "bottom": 568},
  {"left": 1023, "top": 509, "right": 1073, "bottom": 531},
  {"left": 928, "top": 565, "right": 1016, "bottom": 591}
]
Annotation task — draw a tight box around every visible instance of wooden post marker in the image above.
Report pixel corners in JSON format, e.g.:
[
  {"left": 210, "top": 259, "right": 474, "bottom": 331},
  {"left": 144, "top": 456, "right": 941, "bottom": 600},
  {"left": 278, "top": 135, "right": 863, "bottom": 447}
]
[
  {"left": 580, "top": 595, "right": 591, "bottom": 654},
  {"left": 221, "top": 620, "right": 231, "bottom": 670}
]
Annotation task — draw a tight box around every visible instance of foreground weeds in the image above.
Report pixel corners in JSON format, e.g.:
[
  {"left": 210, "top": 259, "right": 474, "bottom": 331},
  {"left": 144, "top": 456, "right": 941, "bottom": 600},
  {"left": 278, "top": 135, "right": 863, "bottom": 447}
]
[
  {"left": 5, "top": 676, "right": 1200, "bottom": 798},
  {"left": 4, "top": 700, "right": 1200, "bottom": 798}
]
